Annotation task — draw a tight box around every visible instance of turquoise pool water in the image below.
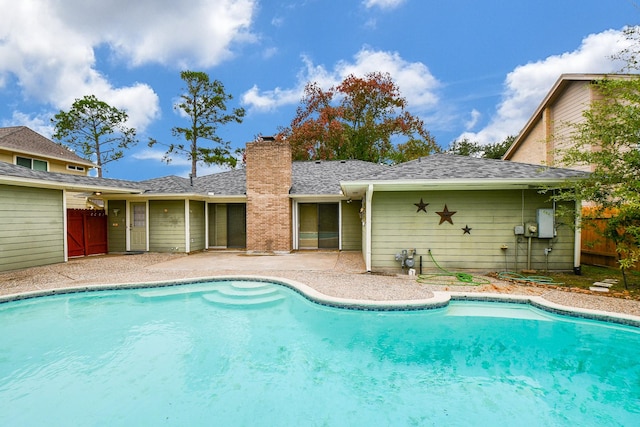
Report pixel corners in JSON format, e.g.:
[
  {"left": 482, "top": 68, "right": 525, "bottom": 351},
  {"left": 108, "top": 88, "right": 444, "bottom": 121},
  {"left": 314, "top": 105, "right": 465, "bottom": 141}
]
[{"left": 1, "top": 280, "right": 639, "bottom": 426}]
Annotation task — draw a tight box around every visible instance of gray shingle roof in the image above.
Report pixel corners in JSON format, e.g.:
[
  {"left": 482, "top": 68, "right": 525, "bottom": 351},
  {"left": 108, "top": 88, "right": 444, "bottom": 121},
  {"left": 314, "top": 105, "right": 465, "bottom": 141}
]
[
  {"left": 0, "top": 126, "right": 95, "bottom": 167},
  {"left": 1, "top": 152, "right": 587, "bottom": 197},
  {"left": 366, "top": 153, "right": 588, "bottom": 181},
  {"left": 139, "top": 175, "right": 193, "bottom": 194},
  {"left": 194, "top": 169, "right": 247, "bottom": 195},
  {"left": 291, "top": 160, "right": 388, "bottom": 194},
  {"left": 0, "top": 161, "right": 141, "bottom": 191}
]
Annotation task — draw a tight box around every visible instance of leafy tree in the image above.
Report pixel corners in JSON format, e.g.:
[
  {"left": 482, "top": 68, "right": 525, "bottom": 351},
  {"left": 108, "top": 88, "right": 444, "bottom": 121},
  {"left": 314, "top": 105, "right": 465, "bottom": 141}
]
[
  {"left": 554, "top": 77, "right": 640, "bottom": 284},
  {"left": 447, "top": 135, "right": 514, "bottom": 159},
  {"left": 447, "top": 138, "right": 483, "bottom": 157},
  {"left": 611, "top": 25, "right": 640, "bottom": 71},
  {"left": 483, "top": 135, "right": 515, "bottom": 159},
  {"left": 278, "top": 72, "right": 438, "bottom": 163},
  {"left": 51, "top": 95, "right": 137, "bottom": 177},
  {"left": 149, "top": 70, "right": 245, "bottom": 177}
]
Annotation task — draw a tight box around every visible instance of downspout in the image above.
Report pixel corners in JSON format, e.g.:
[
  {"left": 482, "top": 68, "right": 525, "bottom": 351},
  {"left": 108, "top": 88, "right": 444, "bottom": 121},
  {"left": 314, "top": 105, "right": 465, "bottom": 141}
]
[
  {"left": 574, "top": 199, "right": 582, "bottom": 274},
  {"left": 365, "top": 184, "right": 373, "bottom": 272}
]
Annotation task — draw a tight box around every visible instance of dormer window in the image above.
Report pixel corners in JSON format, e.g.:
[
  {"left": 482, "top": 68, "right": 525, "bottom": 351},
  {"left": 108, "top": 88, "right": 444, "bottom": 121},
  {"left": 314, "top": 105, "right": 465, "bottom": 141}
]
[
  {"left": 16, "top": 156, "right": 48, "bottom": 171},
  {"left": 67, "top": 165, "right": 86, "bottom": 172}
]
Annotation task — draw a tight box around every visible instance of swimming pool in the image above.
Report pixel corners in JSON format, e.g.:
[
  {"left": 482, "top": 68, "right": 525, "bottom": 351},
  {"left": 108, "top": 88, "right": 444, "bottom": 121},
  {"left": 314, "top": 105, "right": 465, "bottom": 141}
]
[{"left": 1, "top": 279, "right": 639, "bottom": 426}]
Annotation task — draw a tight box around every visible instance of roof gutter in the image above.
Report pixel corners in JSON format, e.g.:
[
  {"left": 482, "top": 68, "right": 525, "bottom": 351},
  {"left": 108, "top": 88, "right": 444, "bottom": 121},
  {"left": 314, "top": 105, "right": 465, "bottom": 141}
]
[
  {"left": 341, "top": 177, "right": 584, "bottom": 193},
  {"left": 0, "top": 175, "right": 142, "bottom": 194}
]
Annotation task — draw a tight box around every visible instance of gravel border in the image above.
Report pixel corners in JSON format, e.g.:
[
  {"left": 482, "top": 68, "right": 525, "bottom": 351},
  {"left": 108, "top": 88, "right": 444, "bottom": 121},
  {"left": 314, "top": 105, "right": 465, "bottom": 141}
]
[{"left": 1, "top": 252, "right": 640, "bottom": 320}]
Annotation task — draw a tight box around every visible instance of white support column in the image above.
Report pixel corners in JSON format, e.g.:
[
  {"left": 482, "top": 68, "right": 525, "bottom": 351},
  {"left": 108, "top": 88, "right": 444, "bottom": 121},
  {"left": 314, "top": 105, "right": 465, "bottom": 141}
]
[
  {"left": 62, "top": 189, "right": 68, "bottom": 262},
  {"left": 365, "top": 184, "right": 373, "bottom": 272},
  {"left": 125, "top": 201, "right": 131, "bottom": 252},
  {"left": 338, "top": 200, "right": 343, "bottom": 251},
  {"left": 185, "top": 199, "right": 191, "bottom": 253},
  {"left": 292, "top": 200, "right": 299, "bottom": 250},
  {"left": 204, "top": 202, "right": 209, "bottom": 249}
]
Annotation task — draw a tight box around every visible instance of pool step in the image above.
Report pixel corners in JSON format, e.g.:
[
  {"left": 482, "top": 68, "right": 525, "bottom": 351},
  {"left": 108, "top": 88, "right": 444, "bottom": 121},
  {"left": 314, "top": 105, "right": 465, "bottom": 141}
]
[
  {"left": 201, "top": 282, "right": 285, "bottom": 308},
  {"left": 202, "top": 291, "right": 285, "bottom": 308},
  {"left": 136, "top": 281, "right": 279, "bottom": 300}
]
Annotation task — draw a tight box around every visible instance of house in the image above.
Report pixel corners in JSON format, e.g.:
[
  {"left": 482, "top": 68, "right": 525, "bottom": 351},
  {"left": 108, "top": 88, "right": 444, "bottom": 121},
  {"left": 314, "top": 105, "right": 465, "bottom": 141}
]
[
  {"left": 503, "top": 73, "right": 635, "bottom": 170},
  {"left": 340, "top": 154, "right": 586, "bottom": 273},
  {"left": 0, "top": 134, "right": 587, "bottom": 274},
  {"left": 0, "top": 126, "right": 101, "bottom": 210},
  {"left": 0, "top": 126, "right": 95, "bottom": 175},
  {"left": 503, "top": 73, "right": 638, "bottom": 269}
]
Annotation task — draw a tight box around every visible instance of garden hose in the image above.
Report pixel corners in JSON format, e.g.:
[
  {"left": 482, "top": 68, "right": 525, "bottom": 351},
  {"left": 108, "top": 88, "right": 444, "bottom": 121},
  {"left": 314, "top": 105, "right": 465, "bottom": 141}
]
[
  {"left": 497, "top": 271, "right": 563, "bottom": 285},
  {"left": 416, "top": 250, "right": 491, "bottom": 286}
]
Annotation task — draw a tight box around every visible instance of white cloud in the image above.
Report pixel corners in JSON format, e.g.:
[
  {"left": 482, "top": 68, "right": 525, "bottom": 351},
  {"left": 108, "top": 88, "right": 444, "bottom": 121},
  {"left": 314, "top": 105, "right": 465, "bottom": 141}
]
[
  {"left": 241, "top": 48, "right": 440, "bottom": 112},
  {"left": 1, "top": 111, "right": 55, "bottom": 138},
  {"left": 465, "top": 109, "right": 481, "bottom": 130},
  {"left": 0, "top": 0, "right": 257, "bottom": 132},
  {"left": 54, "top": 0, "right": 257, "bottom": 68},
  {"left": 363, "top": 0, "right": 406, "bottom": 10},
  {"left": 459, "top": 29, "right": 633, "bottom": 145},
  {"left": 335, "top": 48, "right": 440, "bottom": 110}
]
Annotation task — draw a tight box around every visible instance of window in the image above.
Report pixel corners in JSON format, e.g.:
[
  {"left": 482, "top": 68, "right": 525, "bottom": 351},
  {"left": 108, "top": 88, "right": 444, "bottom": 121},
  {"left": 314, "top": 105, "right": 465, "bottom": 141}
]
[
  {"left": 16, "top": 156, "right": 48, "bottom": 171},
  {"left": 67, "top": 165, "right": 86, "bottom": 172}
]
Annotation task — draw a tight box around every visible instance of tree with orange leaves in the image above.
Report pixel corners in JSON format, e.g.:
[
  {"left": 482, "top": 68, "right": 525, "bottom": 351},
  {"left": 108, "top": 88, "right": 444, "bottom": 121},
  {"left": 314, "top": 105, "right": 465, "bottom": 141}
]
[{"left": 278, "top": 72, "right": 438, "bottom": 163}]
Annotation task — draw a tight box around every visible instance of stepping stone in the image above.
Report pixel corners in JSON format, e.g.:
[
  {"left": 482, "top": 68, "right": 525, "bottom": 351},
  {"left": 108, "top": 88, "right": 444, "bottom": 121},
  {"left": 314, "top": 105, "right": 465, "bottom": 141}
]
[
  {"left": 589, "top": 286, "right": 610, "bottom": 292},
  {"left": 592, "top": 281, "right": 614, "bottom": 288}
]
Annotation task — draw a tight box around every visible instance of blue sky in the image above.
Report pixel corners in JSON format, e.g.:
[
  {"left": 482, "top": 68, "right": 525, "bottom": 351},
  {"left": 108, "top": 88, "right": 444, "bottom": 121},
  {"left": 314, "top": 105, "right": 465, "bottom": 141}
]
[{"left": 0, "top": 0, "right": 637, "bottom": 180}]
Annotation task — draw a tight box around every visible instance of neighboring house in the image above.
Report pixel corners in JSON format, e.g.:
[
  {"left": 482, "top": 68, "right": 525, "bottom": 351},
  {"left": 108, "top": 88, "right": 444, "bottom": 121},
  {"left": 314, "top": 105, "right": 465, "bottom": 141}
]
[
  {"left": 0, "top": 126, "right": 99, "bottom": 209},
  {"left": 503, "top": 74, "right": 640, "bottom": 270},
  {"left": 0, "top": 135, "right": 587, "bottom": 274},
  {"left": 0, "top": 126, "right": 95, "bottom": 175},
  {"left": 503, "top": 73, "right": 634, "bottom": 170}
]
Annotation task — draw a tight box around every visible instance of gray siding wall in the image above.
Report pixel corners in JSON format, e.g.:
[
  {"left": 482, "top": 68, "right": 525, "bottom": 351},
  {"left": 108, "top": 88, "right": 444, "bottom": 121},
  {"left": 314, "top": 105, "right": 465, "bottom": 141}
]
[
  {"left": 149, "top": 200, "right": 185, "bottom": 252},
  {"left": 371, "top": 190, "right": 575, "bottom": 272},
  {"left": 0, "top": 184, "right": 65, "bottom": 271},
  {"left": 341, "top": 200, "right": 362, "bottom": 250},
  {"left": 107, "top": 200, "right": 126, "bottom": 252},
  {"left": 189, "top": 200, "right": 205, "bottom": 252}
]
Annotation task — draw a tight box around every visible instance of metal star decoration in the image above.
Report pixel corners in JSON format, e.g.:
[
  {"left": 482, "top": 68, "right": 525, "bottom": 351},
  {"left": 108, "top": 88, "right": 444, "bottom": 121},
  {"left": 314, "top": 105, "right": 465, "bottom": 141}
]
[
  {"left": 436, "top": 204, "right": 456, "bottom": 225},
  {"left": 414, "top": 198, "right": 429, "bottom": 213},
  {"left": 462, "top": 225, "right": 472, "bottom": 234}
]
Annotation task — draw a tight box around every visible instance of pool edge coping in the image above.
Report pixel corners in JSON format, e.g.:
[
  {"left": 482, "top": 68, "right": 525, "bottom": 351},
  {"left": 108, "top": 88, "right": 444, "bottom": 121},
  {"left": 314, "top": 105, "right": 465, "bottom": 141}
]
[{"left": 1, "top": 274, "right": 639, "bottom": 328}]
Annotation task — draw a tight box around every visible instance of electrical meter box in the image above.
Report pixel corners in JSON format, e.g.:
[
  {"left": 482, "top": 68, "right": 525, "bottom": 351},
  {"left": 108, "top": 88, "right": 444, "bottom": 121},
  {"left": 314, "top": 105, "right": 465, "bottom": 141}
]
[{"left": 537, "top": 208, "right": 555, "bottom": 238}]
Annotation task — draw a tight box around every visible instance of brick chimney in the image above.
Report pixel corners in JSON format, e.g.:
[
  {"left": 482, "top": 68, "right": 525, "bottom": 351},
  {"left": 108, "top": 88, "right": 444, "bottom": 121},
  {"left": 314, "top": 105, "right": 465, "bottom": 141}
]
[{"left": 245, "top": 138, "right": 292, "bottom": 252}]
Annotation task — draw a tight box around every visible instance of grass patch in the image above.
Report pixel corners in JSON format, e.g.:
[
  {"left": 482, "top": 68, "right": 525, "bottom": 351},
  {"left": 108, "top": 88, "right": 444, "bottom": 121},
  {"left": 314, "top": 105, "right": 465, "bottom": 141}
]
[{"left": 536, "top": 265, "right": 640, "bottom": 299}]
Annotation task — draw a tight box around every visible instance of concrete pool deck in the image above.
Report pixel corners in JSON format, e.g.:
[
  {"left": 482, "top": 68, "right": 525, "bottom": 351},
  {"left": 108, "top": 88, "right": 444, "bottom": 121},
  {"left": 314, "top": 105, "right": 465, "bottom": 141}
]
[{"left": 1, "top": 251, "right": 640, "bottom": 321}]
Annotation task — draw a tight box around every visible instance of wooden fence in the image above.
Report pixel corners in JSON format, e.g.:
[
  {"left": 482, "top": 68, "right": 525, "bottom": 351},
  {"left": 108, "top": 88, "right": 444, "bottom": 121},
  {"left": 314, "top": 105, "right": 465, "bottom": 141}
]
[{"left": 580, "top": 208, "right": 639, "bottom": 271}]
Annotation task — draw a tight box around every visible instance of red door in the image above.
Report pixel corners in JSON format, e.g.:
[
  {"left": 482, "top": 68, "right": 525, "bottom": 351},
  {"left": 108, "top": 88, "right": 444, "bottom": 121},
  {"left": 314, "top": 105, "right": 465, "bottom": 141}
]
[
  {"left": 67, "top": 210, "right": 108, "bottom": 257},
  {"left": 67, "top": 210, "right": 85, "bottom": 257}
]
